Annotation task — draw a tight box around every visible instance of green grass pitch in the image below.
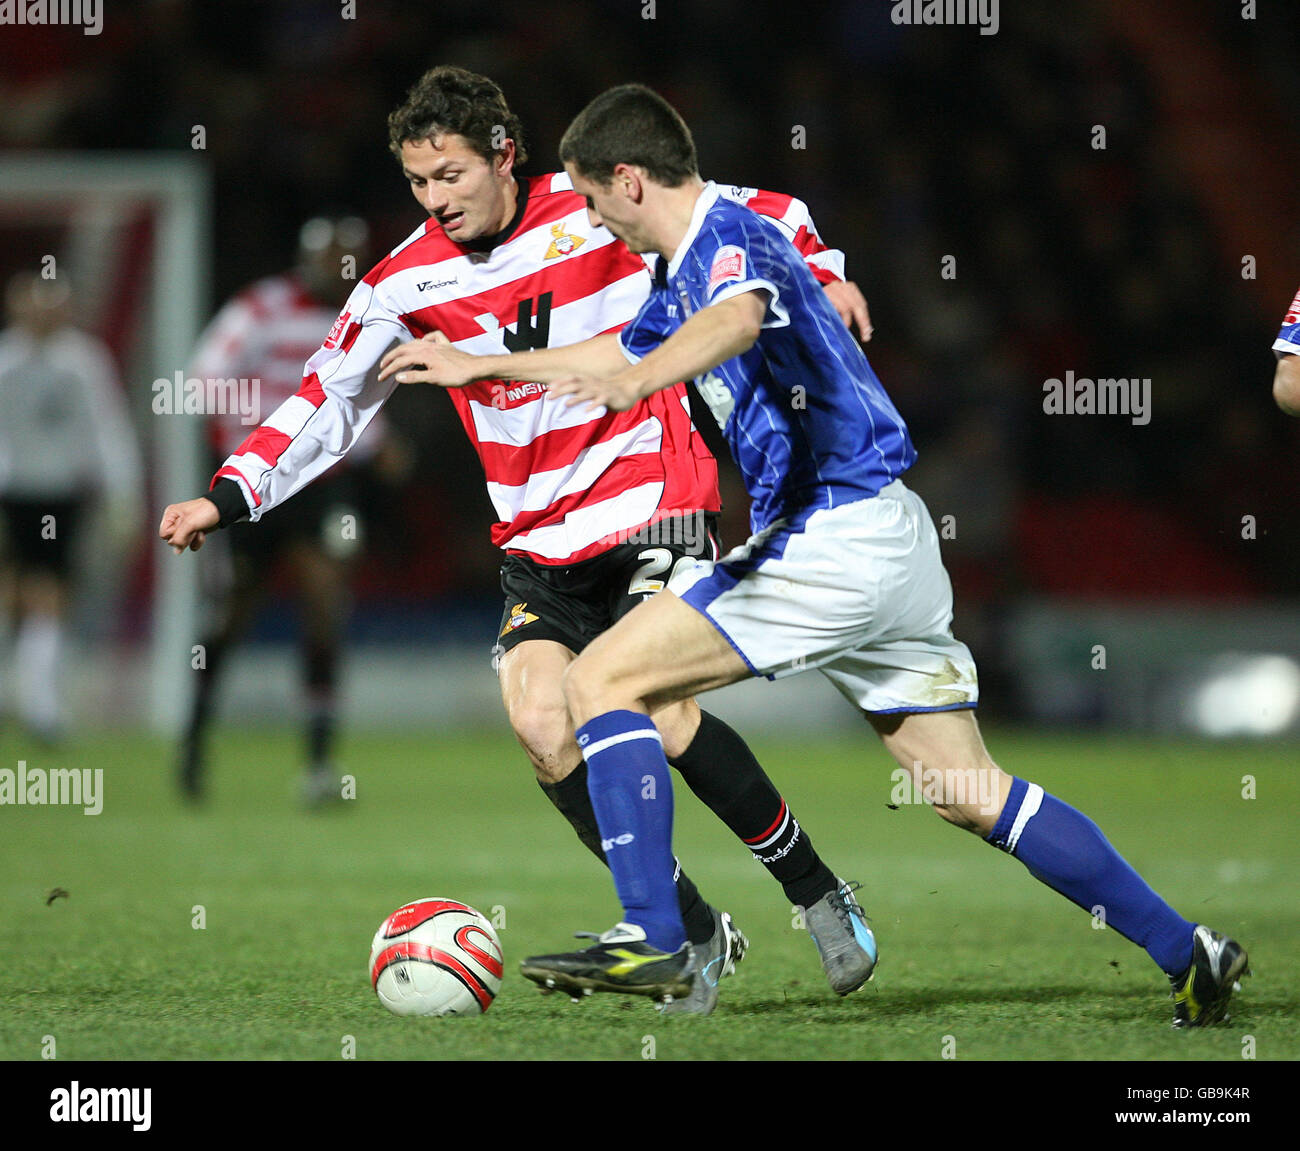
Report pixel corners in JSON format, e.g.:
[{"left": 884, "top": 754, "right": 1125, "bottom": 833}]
[{"left": 0, "top": 723, "right": 1294, "bottom": 1063}]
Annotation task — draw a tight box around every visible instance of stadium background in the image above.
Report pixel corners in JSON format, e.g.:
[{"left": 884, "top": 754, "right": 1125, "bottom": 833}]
[
  {"left": 1, "top": 0, "right": 1298, "bottom": 1081},
  {"left": 1, "top": 0, "right": 1298, "bottom": 735}
]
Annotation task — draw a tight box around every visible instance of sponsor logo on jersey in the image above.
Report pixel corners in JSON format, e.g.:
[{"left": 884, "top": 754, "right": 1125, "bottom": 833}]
[
  {"left": 543, "top": 223, "right": 586, "bottom": 260},
  {"left": 694, "top": 370, "right": 735, "bottom": 430},
  {"left": 600, "top": 832, "right": 635, "bottom": 851},
  {"left": 500, "top": 602, "right": 539, "bottom": 636},
  {"left": 708, "top": 245, "right": 746, "bottom": 293},
  {"left": 417, "top": 277, "right": 459, "bottom": 291},
  {"left": 323, "top": 310, "right": 351, "bottom": 349}
]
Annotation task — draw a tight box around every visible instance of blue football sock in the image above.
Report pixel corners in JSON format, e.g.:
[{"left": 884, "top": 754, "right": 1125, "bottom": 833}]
[
  {"left": 577, "top": 710, "right": 684, "bottom": 952},
  {"left": 987, "top": 778, "right": 1195, "bottom": 976}
]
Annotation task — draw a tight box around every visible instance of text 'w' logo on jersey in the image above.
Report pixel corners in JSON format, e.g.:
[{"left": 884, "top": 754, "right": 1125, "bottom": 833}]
[
  {"left": 543, "top": 223, "right": 586, "bottom": 260},
  {"left": 502, "top": 292, "right": 553, "bottom": 353}
]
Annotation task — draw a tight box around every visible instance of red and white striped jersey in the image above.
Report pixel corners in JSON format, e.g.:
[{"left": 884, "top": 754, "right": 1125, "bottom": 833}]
[
  {"left": 190, "top": 273, "right": 384, "bottom": 461},
  {"left": 214, "top": 173, "right": 846, "bottom": 565}
]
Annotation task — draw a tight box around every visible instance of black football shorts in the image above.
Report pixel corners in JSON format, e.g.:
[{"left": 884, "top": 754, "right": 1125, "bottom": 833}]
[
  {"left": 0, "top": 495, "right": 86, "bottom": 578},
  {"left": 493, "top": 512, "right": 721, "bottom": 665}
]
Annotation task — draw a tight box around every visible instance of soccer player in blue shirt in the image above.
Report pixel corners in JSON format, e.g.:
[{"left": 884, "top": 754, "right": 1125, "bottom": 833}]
[
  {"left": 1272, "top": 286, "right": 1300, "bottom": 415},
  {"left": 389, "top": 85, "right": 1249, "bottom": 1027}
]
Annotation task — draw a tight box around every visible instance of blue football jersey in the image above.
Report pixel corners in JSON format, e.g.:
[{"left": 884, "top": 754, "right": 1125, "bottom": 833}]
[{"left": 619, "top": 182, "right": 915, "bottom": 535}]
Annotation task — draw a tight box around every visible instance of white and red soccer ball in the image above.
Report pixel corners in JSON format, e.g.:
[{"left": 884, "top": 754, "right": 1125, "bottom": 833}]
[{"left": 369, "top": 898, "right": 504, "bottom": 1016}]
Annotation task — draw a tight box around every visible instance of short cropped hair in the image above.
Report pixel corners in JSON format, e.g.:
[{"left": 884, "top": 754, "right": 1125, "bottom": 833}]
[
  {"left": 559, "top": 84, "right": 698, "bottom": 187},
  {"left": 388, "top": 65, "right": 527, "bottom": 165}
]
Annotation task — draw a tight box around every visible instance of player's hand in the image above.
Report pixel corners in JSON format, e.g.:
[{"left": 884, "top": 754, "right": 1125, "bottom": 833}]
[
  {"left": 546, "top": 374, "right": 635, "bottom": 413},
  {"left": 823, "top": 279, "right": 873, "bottom": 341},
  {"left": 378, "top": 331, "right": 479, "bottom": 387},
  {"left": 158, "top": 497, "right": 219, "bottom": 555}
]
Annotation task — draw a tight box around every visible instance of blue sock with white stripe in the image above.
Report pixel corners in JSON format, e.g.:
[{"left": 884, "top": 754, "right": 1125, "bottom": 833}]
[
  {"left": 987, "top": 777, "right": 1195, "bottom": 976},
  {"left": 577, "top": 710, "right": 685, "bottom": 952}
]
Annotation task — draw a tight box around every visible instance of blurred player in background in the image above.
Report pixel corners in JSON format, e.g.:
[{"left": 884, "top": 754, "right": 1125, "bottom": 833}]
[
  {"left": 1272, "top": 285, "right": 1300, "bottom": 415},
  {"left": 162, "top": 66, "right": 877, "bottom": 1013},
  {"left": 177, "top": 217, "right": 410, "bottom": 805},
  {"left": 431, "top": 83, "right": 1248, "bottom": 1028},
  {"left": 0, "top": 272, "right": 140, "bottom": 743}
]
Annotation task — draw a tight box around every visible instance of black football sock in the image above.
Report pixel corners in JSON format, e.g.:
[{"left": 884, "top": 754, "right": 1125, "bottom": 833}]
[
  {"left": 670, "top": 710, "right": 838, "bottom": 909},
  {"left": 186, "top": 634, "right": 228, "bottom": 736},
  {"left": 306, "top": 702, "right": 335, "bottom": 768},
  {"left": 538, "top": 761, "right": 716, "bottom": 945},
  {"left": 178, "top": 634, "right": 231, "bottom": 797},
  {"left": 304, "top": 640, "right": 338, "bottom": 767}
]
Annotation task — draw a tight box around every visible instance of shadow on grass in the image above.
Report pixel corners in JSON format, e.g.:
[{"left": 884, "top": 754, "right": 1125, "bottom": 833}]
[{"left": 733, "top": 982, "right": 1155, "bottom": 1022}]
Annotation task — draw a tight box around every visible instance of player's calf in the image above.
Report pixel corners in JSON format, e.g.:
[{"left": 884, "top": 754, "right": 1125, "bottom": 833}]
[{"left": 871, "top": 709, "right": 1011, "bottom": 834}]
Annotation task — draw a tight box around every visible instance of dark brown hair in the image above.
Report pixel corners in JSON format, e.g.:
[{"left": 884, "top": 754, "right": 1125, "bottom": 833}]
[
  {"left": 388, "top": 66, "right": 527, "bottom": 164},
  {"left": 559, "top": 84, "right": 697, "bottom": 187}
]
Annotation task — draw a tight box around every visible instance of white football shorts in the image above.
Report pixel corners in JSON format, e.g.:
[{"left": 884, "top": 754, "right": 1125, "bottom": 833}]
[{"left": 667, "top": 479, "right": 979, "bottom": 714}]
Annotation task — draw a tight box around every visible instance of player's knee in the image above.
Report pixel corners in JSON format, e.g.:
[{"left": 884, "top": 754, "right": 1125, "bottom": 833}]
[
  {"left": 507, "top": 697, "right": 574, "bottom": 784},
  {"left": 560, "top": 655, "right": 604, "bottom": 724},
  {"left": 654, "top": 698, "right": 701, "bottom": 759}
]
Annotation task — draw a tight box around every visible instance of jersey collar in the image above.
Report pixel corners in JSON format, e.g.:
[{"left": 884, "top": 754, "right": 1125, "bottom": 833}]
[{"left": 665, "top": 180, "right": 721, "bottom": 279}]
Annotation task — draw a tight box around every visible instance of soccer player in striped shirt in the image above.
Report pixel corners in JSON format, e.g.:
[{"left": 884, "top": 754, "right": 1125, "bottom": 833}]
[
  {"left": 176, "top": 217, "right": 407, "bottom": 806},
  {"left": 1272, "top": 286, "right": 1300, "bottom": 415},
  {"left": 160, "top": 66, "right": 878, "bottom": 1012},
  {"left": 404, "top": 83, "right": 1248, "bottom": 1027}
]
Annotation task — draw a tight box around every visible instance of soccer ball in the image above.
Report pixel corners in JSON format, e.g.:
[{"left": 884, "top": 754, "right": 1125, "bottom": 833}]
[{"left": 369, "top": 898, "right": 504, "bottom": 1017}]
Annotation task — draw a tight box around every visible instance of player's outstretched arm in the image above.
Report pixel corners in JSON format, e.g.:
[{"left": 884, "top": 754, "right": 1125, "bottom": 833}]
[
  {"left": 549, "top": 290, "right": 766, "bottom": 413},
  {"left": 733, "top": 186, "right": 872, "bottom": 340},
  {"left": 1274, "top": 354, "right": 1300, "bottom": 417},
  {"left": 823, "top": 279, "right": 873, "bottom": 341},
  {"left": 158, "top": 496, "right": 220, "bottom": 555},
  {"left": 378, "top": 330, "right": 627, "bottom": 388}
]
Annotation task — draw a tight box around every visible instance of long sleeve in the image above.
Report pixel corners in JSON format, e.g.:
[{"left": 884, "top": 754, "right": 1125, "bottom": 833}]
[{"left": 211, "top": 276, "right": 408, "bottom": 520}]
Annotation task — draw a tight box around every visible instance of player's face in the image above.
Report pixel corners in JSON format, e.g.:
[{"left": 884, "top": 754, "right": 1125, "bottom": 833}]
[
  {"left": 5, "top": 275, "right": 70, "bottom": 337},
  {"left": 400, "top": 135, "right": 516, "bottom": 242},
  {"left": 566, "top": 165, "right": 648, "bottom": 253}
]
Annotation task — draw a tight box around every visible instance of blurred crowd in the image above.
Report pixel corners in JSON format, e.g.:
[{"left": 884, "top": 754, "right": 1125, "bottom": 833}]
[{"left": 2, "top": 0, "right": 1297, "bottom": 625}]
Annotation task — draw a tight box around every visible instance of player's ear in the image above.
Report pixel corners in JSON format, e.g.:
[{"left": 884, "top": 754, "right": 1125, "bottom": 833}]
[
  {"left": 493, "top": 138, "right": 516, "bottom": 177},
  {"left": 613, "top": 163, "right": 642, "bottom": 203}
]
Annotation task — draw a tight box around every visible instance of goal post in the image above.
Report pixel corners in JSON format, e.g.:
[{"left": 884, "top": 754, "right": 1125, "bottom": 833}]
[{"left": 0, "top": 152, "right": 211, "bottom": 734}]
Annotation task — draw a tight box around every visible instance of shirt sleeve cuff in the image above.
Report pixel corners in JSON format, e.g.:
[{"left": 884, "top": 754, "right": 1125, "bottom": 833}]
[{"left": 203, "top": 477, "right": 252, "bottom": 529}]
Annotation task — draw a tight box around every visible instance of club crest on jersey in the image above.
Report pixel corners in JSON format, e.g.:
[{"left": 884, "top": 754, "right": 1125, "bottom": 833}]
[
  {"left": 500, "top": 602, "right": 539, "bottom": 636},
  {"left": 323, "top": 310, "right": 351, "bottom": 349},
  {"left": 543, "top": 223, "right": 586, "bottom": 260},
  {"left": 708, "top": 245, "right": 746, "bottom": 293}
]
